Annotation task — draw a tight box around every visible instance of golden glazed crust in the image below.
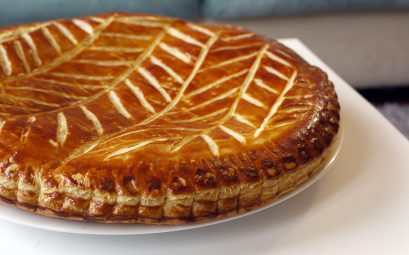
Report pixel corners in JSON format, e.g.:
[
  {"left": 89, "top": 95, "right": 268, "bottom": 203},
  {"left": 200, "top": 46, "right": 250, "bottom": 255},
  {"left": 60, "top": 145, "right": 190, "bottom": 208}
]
[{"left": 0, "top": 13, "right": 340, "bottom": 224}]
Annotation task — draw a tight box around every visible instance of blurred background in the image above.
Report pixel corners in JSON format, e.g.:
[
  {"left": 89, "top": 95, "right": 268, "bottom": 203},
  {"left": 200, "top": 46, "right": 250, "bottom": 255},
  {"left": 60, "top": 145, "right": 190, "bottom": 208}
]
[{"left": 0, "top": 0, "right": 408, "bottom": 137}]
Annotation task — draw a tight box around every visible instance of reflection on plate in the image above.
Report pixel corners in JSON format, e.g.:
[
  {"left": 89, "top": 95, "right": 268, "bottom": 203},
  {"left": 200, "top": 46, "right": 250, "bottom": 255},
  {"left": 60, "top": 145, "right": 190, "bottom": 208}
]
[{"left": 0, "top": 128, "right": 343, "bottom": 235}]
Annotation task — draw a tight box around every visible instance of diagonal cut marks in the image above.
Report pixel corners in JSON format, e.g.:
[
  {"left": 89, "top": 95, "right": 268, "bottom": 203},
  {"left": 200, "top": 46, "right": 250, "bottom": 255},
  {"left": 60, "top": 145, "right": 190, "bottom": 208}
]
[
  {"left": 254, "top": 71, "right": 298, "bottom": 137},
  {"left": 57, "top": 22, "right": 176, "bottom": 163},
  {"left": 170, "top": 44, "right": 268, "bottom": 155},
  {"left": 64, "top": 32, "right": 221, "bottom": 161},
  {"left": 3, "top": 16, "right": 115, "bottom": 83},
  {"left": 138, "top": 32, "right": 220, "bottom": 126},
  {"left": 8, "top": 21, "right": 170, "bottom": 121}
]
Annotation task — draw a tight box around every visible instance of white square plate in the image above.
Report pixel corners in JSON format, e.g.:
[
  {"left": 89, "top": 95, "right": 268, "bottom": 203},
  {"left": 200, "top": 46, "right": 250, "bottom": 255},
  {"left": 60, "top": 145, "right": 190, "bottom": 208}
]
[{"left": 0, "top": 39, "right": 408, "bottom": 255}]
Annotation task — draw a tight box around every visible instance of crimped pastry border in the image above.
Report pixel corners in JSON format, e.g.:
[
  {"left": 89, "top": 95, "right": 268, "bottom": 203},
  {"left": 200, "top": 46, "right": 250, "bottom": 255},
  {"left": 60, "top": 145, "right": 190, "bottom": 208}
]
[{"left": 1, "top": 135, "right": 337, "bottom": 225}]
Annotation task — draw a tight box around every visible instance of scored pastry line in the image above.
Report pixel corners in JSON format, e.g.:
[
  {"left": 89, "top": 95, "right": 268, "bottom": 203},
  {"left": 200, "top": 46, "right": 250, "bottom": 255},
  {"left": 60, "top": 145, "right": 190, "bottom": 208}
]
[
  {"left": 212, "top": 43, "right": 263, "bottom": 52},
  {"left": 265, "top": 51, "right": 292, "bottom": 67},
  {"left": 221, "top": 33, "right": 254, "bottom": 42},
  {"left": 78, "top": 32, "right": 220, "bottom": 159},
  {"left": 116, "top": 17, "right": 169, "bottom": 28},
  {"left": 0, "top": 23, "right": 50, "bottom": 44},
  {"left": 150, "top": 56, "right": 184, "bottom": 83},
  {"left": 167, "top": 27, "right": 204, "bottom": 47},
  {"left": 106, "top": 137, "right": 170, "bottom": 158},
  {"left": 56, "top": 112, "right": 68, "bottom": 147},
  {"left": 200, "top": 134, "right": 219, "bottom": 156},
  {"left": 53, "top": 22, "right": 78, "bottom": 45},
  {"left": 47, "top": 72, "right": 113, "bottom": 81},
  {"left": 0, "top": 93, "right": 60, "bottom": 107},
  {"left": 74, "top": 59, "right": 133, "bottom": 66},
  {"left": 254, "top": 78, "right": 279, "bottom": 94},
  {"left": 3, "top": 16, "right": 114, "bottom": 82},
  {"left": 0, "top": 44, "right": 11, "bottom": 76},
  {"left": 0, "top": 103, "right": 40, "bottom": 112},
  {"left": 242, "top": 93, "right": 266, "bottom": 108},
  {"left": 219, "top": 125, "right": 246, "bottom": 144},
  {"left": 41, "top": 27, "right": 62, "bottom": 54},
  {"left": 125, "top": 79, "right": 156, "bottom": 113},
  {"left": 0, "top": 118, "right": 5, "bottom": 133},
  {"left": 88, "top": 46, "right": 144, "bottom": 53},
  {"left": 101, "top": 32, "right": 152, "bottom": 41},
  {"left": 1, "top": 86, "right": 86, "bottom": 100},
  {"left": 31, "top": 78, "right": 108, "bottom": 90},
  {"left": 187, "top": 23, "right": 215, "bottom": 37},
  {"left": 20, "top": 117, "right": 36, "bottom": 143},
  {"left": 90, "top": 17, "right": 106, "bottom": 23},
  {"left": 234, "top": 113, "right": 256, "bottom": 128},
  {"left": 168, "top": 108, "right": 228, "bottom": 123},
  {"left": 108, "top": 91, "right": 132, "bottom": 119},
  {"left": 186, "top": 87, "right": 239, "bottom": 112},
  {"left": 170, "top": 44, "right": 269, "bottom": 155},
  {"left": 137, "top": 32, "right": 220, "bottom": 126},
  {"left": 13, "top": 41, "right": 31, "bottom": 72},
  {"left": 186, "top": 69, "right": 248, "bottom": 98},
  {"left": 254, "top": 71, "right": 297, "bottom": 138},
  {"left": 199, "top": 52, "right": 257, "bottom": 73},
  {"left": 159, "top": 43, "right": 192, "bottom": 64},
  {"left": 21, "top": 33, "right": 42, "bottom": 66},
  {"left": 268, "top": 119, "right": 298, "bottom": 129},
  {"left": 138, "top": 67, "right": 172, "bottom": 102},
  {"left": 80, "top": 106, "right": 104, "bottom": 135},
  {"left": 279, "top": 105, "right": 312, "bottom": 113},
  {"left": 54, "top": 23, "right": 172, "bottom": 153},
  {"left": 72, "top": 19, "right": 94, "bottom": 35},
  {"left": 264, "top": 66, "right": 289, "bottom": 81}
]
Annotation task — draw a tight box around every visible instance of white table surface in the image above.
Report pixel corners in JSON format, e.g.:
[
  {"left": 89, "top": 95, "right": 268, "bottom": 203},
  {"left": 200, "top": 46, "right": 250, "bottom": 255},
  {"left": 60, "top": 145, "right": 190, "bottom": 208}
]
[{"left": 0, "top": 39, "right": 408, "bottom": 255}]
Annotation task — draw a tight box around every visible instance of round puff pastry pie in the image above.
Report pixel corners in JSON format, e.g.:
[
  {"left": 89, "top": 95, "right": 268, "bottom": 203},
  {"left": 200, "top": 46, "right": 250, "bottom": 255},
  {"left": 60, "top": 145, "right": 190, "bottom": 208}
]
[{"left": 0, "top": 13, "right": 340, "bottom": 224}]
